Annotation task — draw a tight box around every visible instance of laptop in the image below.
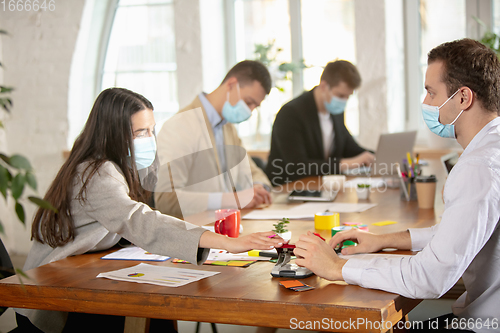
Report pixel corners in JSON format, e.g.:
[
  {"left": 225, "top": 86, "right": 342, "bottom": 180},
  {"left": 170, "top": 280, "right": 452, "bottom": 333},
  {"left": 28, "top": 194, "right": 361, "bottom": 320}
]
[
  {"left": 344, "top": 131, "right": 418, "bottom": 177},
  {"left": 288, "top": 189, "right": 338, "bottom": 202}
]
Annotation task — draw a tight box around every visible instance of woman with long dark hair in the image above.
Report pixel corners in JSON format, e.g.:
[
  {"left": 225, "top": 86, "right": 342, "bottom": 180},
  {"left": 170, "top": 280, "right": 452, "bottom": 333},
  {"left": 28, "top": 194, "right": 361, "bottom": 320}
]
[{"left": 14, "top": 88, "right": 281, "bottom": 333}]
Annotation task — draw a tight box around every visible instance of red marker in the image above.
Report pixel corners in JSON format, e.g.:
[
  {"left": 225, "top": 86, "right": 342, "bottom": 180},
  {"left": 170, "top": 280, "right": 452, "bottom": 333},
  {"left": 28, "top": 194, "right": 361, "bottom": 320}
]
[{"left": 313, "top": 232, "right": 326, "bottom": 241}]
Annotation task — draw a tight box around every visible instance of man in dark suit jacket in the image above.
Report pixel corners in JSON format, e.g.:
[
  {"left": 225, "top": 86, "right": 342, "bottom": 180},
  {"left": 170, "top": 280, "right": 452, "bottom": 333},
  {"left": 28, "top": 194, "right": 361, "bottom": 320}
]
[{"left": 265, "top": 60, "right": 374, "bottom": 186}]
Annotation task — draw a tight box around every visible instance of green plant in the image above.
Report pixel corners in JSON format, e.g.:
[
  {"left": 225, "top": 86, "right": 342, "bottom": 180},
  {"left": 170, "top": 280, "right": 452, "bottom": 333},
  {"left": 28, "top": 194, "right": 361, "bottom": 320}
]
[
  {"left": 357, "top": 184, "right": 371, "bottom": 188},
  {"left": 0, "top": 29, "right": 56, "bottom": 234},
  {"left": 273, "top": 217, "right": 290, "bottom": 234},
  {"left": 473, "top": 17, "right": 500, "bottom": 56},
  {"left": 0, "top": 30, "right": 13, "bottom": 113},
  {"left": 254, "top": 40, "right": 307, "bottom": 92}
]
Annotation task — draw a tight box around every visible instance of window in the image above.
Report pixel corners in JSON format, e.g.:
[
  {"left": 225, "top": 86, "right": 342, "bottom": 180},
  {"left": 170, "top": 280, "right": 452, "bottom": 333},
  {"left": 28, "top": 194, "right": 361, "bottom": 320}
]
[
  {"left": 231, "top": 0, "right": 294, "bottom": 150},
  {"left": 419, "top": 0, "right": 466, "bottom": 99},
  {"left": 417, "top": 0, "right": 466, "bottom": 148},
  {"left": 494, "top": 0, "right": 500, "bottom": 33},
  {"left": 301, "top": 0, "right": 358, "bottom": 136},
  {"left": 229, "top": 0, "right": 357, "bottom": 149},
  {"left": 101, "top": 0, "right": 177, "bottom": 131}
]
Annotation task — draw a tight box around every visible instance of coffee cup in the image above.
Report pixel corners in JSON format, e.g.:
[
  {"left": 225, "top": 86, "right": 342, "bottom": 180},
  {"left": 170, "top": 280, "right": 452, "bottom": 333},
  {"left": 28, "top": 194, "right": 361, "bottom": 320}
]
[
  {"left": 415, "top": 175, "right": 437, "bottom": 209},
  {"left": 214, "top": 209, "right": 241, "bottom": 238}
]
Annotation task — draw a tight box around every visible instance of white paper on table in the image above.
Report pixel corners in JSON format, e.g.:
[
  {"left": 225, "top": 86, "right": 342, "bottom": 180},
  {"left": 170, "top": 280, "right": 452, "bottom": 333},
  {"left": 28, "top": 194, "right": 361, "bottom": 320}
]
[
  {"left": 101, "top": 246, "right": 170, "bottom": 261},
  {"left": 344, "top": 177, "right": 387, "bottom": 189},
  {"left": 97, "top": 263, "right": 219, "bottom": 287},
  {"left": 290, "top": 202, "right": 377, "bottom": 214},
  {"left": 242, "top": 210, "right": 313, "bottom": 220},
  {"left": 207, "top": 249, "right": 271, "bottom": 261}
]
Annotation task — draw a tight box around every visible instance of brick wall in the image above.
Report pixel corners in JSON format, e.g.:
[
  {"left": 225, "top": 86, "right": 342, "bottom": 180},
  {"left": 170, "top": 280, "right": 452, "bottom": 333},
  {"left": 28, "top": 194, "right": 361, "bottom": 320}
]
[{"left": 0, "top": 1, "right": 85, "bottom": 254}]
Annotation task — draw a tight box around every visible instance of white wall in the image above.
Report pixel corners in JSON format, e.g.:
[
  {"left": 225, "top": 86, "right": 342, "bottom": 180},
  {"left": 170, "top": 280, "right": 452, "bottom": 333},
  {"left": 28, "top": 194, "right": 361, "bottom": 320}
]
[
  {"left": 355, "top": 0, "right": 388, "bottom": 150},
  {"left": 174, "top": 0, "right": 204, "bottom": 108},
  {"left": 0, "top": 2, "right": 86, "bottom": 254}
]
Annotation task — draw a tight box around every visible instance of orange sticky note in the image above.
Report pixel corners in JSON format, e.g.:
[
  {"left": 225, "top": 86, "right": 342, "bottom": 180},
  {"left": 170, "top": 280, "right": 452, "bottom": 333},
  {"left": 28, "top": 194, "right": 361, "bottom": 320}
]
[
  {"left": 280, "top": 280, "right": 304, "bottom": 288},
  {"left": 227, "top": 261, "right": 255, "bottom": 267},
  {"left": 372, "top": 221, "right": 398, "bottom": 226}
]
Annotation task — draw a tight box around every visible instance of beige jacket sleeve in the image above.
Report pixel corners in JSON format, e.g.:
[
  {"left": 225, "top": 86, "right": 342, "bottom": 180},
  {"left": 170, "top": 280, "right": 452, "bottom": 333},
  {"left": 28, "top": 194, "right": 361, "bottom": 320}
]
[{"left": 80, "top": 162, "right": 209, "bottom": 262}]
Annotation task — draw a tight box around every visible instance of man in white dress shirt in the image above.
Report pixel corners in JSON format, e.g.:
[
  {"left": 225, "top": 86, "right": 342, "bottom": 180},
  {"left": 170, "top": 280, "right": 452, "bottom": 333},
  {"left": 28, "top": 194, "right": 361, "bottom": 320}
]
[{"left": 295, "top": 38, "right": 500, "bottom": 332}]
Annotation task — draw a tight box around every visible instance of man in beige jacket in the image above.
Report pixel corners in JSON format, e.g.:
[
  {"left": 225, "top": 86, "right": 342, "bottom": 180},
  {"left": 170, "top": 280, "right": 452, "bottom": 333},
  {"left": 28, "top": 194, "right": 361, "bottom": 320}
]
[{"left": 155, "top": 60, "right": 273, "bottom": 218}]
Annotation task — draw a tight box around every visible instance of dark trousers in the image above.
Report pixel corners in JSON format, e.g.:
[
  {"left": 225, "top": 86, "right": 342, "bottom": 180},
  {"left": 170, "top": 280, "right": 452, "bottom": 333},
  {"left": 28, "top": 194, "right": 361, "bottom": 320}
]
[
  {"left": 13, "top": 312, "right": 177, "bottom": 333},
  {"left": 411, "top": 313, "right": 475, "bottom": 332}
]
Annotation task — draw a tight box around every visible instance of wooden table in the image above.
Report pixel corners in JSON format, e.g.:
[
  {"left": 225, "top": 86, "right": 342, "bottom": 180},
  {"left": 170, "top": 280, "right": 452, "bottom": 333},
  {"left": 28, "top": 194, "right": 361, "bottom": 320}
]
[{"left": 0, "top": 164, "right": 446, "bottom": 332}]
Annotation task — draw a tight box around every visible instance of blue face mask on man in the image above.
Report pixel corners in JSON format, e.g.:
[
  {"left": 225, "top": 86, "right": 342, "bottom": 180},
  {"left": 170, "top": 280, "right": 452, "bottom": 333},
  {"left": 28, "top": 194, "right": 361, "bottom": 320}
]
[
  {"left": 132, "top": 136, "right": 157, "bottom": 170},
  {"left": 421, "top": 89, "right": 463, "bottom": 139},
  {"left": 324, "top": 95, "right": 348, "bottom": 115},
  {"left": 221, "top": 83, "right": 252, "bottom": 124}
]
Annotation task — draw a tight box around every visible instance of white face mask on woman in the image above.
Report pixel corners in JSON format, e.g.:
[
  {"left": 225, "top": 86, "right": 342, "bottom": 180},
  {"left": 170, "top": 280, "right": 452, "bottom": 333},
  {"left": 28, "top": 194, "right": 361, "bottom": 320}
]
[{"left": 132, "top": 136, "right": 157, "bottom": 170}]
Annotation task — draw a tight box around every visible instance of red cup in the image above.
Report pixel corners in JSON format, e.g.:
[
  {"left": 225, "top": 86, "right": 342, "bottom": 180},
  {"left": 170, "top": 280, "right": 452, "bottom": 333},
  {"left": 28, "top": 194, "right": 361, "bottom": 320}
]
[{"left": 214, "top": 209, "right": 241, "bottom": 238}]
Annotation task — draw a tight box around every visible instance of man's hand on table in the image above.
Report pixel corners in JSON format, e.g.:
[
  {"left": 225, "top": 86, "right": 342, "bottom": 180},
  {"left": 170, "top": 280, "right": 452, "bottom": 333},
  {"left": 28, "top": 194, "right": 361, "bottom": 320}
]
[
  {"left": 329, "top": 229, "right": 387, "bottom": 255},
  {"left": 244, "top": 184, "right": 272, "bottom": 208},
  {"left": 294, "top": 229, "right": 413, "bottom": 281},
  {"left": 329, "top": 229, "right": 413, "bottom": 255},
  {"left": 294, "top": 231, "right": 347, "bottom": 281}
]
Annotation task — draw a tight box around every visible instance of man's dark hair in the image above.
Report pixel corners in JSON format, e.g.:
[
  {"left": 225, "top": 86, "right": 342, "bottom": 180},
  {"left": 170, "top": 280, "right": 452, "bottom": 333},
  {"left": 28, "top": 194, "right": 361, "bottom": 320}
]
[
  {"left": 222, "top": 60, "right": 272, "bottom": 95},
  {"left": 428, "top": 38, "right": 500, "bottom": 114},
  {"left": 320, "top": 60, "right": 361, "bottom": 89}
]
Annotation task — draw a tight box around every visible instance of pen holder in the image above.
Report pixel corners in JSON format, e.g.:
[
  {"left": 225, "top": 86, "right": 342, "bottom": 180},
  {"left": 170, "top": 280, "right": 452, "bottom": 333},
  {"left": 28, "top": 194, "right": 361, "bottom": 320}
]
[{"left": 400, "top": 178, "right": 417, "bottom": 201}]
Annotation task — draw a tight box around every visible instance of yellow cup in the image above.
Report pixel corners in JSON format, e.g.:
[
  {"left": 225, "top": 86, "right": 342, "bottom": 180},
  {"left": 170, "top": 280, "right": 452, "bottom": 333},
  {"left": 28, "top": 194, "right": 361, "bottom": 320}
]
[{"left": 314, "top": 212, "right": 340, "bottom": 230}]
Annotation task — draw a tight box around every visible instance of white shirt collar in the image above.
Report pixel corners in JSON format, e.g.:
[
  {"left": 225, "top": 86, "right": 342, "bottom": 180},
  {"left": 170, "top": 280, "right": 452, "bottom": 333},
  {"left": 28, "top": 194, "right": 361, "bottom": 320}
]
[{"left": 462, "top": 117, "right": 500, "bottom": 158}]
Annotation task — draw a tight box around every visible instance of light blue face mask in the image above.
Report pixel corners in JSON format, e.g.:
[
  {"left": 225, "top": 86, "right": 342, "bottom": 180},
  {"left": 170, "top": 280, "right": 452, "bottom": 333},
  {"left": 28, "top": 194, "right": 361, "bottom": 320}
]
[
  {"left": 422, "top": 89, "right": 463, "bottom": 139},
  {"left": 132, "top": 136, "right": 157, "bottom": 170},
  {"left": 324, "top": 95, "right": 348, "bottom": 115},
  {"left": 221, "top": 83, "right": 252, "bottom": 124}
]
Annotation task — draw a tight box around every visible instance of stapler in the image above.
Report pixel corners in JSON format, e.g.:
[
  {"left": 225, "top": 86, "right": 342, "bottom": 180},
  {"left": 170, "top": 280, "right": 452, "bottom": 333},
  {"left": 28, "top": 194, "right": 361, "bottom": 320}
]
[{"left": 271, "top": 244, "right": 314, "bottom": 278}]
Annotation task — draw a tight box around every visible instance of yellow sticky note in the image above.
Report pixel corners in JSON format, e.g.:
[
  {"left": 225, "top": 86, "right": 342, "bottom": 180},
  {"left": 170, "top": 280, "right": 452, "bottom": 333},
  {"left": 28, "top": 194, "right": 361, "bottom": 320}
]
[{"left": 372, "top": 221, "right": 398, "bottom": 226}]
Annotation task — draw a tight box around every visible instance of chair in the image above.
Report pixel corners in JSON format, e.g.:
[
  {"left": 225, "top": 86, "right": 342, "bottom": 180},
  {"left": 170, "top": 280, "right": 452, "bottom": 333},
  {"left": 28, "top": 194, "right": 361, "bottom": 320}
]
[
  {"left": 195, "top": 322, "right": 218, "bottom": 333},
  {"left": 0, "top": 237, "right": 15, "bottom": 316}
]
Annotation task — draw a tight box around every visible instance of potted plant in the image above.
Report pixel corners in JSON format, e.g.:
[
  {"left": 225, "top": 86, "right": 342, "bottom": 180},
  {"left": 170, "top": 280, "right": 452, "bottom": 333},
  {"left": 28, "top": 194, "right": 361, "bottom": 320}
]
[
  {"left": 356, "top": 184, "right": 371, "bottom": 200},
  {"left": 273, "top": 217, "right": 291, "bottom": 242}
]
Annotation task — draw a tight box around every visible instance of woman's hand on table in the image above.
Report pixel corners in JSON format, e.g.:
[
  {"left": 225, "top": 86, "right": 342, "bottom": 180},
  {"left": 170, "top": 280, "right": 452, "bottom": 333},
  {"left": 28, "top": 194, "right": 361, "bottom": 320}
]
[{"left": 223, "top": 231, "right": 283, "bottom": 253}]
